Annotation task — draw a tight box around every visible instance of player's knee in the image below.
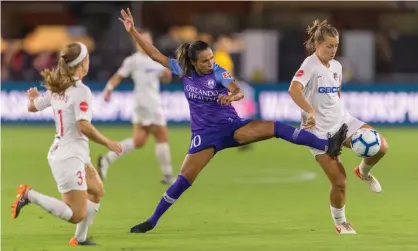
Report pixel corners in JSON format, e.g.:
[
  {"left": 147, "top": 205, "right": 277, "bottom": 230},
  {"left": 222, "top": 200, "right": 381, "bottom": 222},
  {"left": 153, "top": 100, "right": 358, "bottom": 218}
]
[
  {"left": 331, "top": 179, "right": 347, "bottom": 191},
  {"left": 133, "top": 135, "right": 147, "bottom": 147},
  {"left": 69, "top": 210, "right": 86, "bottom": 224},
  {"left": 233, "top": 129, "right": 247, "bottom": 144}
]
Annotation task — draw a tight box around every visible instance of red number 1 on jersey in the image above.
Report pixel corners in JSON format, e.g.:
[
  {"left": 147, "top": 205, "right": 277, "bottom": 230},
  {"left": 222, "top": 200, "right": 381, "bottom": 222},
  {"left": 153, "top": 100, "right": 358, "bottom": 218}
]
[{"left": 57, "top": 109, "right": 64, "bottom": 136}]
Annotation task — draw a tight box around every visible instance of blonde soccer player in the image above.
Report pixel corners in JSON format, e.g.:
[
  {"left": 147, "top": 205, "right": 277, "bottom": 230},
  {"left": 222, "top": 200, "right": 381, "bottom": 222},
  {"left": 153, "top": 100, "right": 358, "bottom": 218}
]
[
  {"left": 11, "top": 42, "right": 122, "bottom": 246},
  {"left": 98, "top": 29, "right": 175, "bottom": 184},
  {"left": 288, "top": 19, "right": 388, "bottom": 234}
]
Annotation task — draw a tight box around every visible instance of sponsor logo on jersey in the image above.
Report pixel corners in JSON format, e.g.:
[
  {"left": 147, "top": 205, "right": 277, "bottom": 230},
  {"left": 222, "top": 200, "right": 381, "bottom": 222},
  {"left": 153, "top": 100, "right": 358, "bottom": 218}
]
[
  {"left": 318, "top": 86, "right": 340, "bottom": 94},
  {"left": 222, "top": 72, "right": 232, "bottom": 80},
  {"left": 295, "top": 69, "right": 304, "bottom": 77},
  {"left": 79, "top": 101, "right": 88, "bottom": 112}
]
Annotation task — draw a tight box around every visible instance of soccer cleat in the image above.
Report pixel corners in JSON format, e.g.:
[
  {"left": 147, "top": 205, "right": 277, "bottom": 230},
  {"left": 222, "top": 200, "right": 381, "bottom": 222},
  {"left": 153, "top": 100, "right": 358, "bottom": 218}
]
[
  {"left": 97, "top": 155, "right": 110, "bottom": 181},
  {"left": 354, "top": 167, "right": 382, "bottom": 193},
  {"left": 69, "top": 237, "right": 99, "bottom": 246},
  {"left": 11, "top": 184, "right": 31, "bottom": 219},
  {"left": 130, "top": 220, "right": 154, "bottom": 233},
  {"left": 335, "top": 222, "right": 357, "bottom": 234},
  {"left": 326, "top": 123, "right": 348, "bottom": 157}
]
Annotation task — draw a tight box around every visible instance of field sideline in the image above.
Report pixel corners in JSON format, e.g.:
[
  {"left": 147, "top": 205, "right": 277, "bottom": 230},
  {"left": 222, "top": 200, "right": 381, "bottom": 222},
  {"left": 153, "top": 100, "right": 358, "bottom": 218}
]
[{"left": 2, "top": 126, "right": 417, "bottom": 251}]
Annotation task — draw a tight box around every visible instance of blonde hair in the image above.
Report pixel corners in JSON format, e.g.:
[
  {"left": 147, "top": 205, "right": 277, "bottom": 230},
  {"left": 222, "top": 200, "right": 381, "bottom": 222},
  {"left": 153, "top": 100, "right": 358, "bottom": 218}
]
[
  {"left": 40, "top": 43, "right": 84, "bottom": 94},
  {"left": 304, "top": 19, "right": 339, "bottom": 53}
]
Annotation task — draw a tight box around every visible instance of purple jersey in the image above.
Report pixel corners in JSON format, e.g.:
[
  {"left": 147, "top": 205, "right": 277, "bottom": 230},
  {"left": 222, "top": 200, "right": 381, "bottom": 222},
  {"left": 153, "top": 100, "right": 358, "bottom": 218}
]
[{"left": 168, "top": 58, "right": 240, "bottom": 132}]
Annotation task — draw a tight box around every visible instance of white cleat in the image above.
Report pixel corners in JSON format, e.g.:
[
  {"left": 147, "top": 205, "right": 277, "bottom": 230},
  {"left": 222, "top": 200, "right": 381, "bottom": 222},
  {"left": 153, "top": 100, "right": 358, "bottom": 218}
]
[
  {"left": 97, "top": 155, "right": 110, "bottom": 181},
  {"left": 354, "top": 167, "right": 382, "bottom": 193},
  {"left": 335, "top": 222, "right": 357, "bottom": 234}
]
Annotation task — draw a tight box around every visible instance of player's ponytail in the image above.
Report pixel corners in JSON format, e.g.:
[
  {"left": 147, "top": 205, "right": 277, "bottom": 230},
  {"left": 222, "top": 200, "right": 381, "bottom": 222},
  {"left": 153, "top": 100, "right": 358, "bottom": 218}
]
[
  {"left": 304, "top": 19, "right": 339, "bottom": 53},
  {"left": 176, "top": 43, "right": 193, "bottom": 77},
  {"left": 41, "top": 42, "right": 88, "bottom": 94},
  {"left": 176, "top": 41, "right": 210, "bottom": 77}
]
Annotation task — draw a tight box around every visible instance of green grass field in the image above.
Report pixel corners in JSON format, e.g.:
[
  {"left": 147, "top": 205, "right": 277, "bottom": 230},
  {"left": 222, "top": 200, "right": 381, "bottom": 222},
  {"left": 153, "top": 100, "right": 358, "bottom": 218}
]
[{"left": 2, "top": 125, "right": 418, "bottom": 251}]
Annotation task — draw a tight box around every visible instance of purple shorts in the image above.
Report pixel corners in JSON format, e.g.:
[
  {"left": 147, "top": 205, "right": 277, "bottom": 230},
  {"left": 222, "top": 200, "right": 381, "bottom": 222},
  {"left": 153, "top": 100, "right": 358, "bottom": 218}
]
[{"left": 188, "top": 119, "right": 252, "bottom": 154}]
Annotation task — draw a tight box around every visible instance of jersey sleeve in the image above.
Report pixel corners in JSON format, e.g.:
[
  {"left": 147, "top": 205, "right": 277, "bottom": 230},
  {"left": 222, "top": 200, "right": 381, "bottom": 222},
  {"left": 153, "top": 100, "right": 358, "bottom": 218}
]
[
  {"left": 292, "top": 59, "right": 316, "bottom": 88},
  {"left": 116, "top": 57, "right": 134, "bottom": 78},
  {"left": 73, "top": 87, "right": 93, "bottom": 122},
  {"left": 168, "top": 58, "right": 183, "bottom": 76},
  {"left": 33, "top": 91, "right": 51, "bottom": 111},
  {"left": 214, "top": 64, "right": 234, "bottom": 87}
]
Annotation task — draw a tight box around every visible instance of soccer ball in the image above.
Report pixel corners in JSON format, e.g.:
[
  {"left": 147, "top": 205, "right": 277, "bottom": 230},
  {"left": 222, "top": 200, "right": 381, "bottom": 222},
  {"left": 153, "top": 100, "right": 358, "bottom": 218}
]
[{"left": 350, "top": 128, "right": 381, "bottom": 157}]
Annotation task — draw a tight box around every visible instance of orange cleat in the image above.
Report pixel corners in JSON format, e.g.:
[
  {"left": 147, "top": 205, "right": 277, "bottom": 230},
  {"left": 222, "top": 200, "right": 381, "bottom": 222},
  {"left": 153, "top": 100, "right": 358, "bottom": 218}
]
[{"left": 11, "top": 184, "right": 31, "bottom": 219}]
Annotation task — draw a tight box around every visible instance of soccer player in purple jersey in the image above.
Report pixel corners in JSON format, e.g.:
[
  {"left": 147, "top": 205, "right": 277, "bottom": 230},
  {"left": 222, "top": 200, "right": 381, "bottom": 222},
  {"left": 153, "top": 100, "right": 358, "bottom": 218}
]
[{"left": 119, "top": 9, "right": 348, "bottom": 233}]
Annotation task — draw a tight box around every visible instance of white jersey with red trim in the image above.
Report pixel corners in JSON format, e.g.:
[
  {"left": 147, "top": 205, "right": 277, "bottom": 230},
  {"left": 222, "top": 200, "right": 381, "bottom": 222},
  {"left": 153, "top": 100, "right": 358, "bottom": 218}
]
[
  {"left": 292, "top": 53, "right": 347, "bottom": 133},
  {"left": 34, "top": 80, "right": 93, "bottom": 163}
]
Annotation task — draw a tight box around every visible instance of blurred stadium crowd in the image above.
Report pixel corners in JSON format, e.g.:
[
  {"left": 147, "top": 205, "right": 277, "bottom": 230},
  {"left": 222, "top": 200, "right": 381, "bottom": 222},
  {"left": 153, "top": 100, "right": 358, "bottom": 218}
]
[{"left": 2, "top": 1, "right": 418, "bottom": 84}]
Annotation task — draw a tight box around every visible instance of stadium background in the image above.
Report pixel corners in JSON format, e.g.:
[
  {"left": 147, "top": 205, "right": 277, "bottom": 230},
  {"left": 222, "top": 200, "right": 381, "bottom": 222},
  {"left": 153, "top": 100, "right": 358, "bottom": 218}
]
[{"left": 2, "top": 1, "right": 418, "bottom": 251}]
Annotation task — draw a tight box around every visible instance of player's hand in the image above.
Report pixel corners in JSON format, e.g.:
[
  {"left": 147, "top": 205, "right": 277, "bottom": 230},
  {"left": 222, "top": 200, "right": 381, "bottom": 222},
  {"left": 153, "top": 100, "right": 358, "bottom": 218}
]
[
  {"left": 26, "top": 87, "right": 40, "bottom": 100},
  {"left": 106, "top": 141, "right": 123, "bottom": 155},
  {"left": 217, "top": 94, "right": 235, "bottom": 105},
  {"left": 119, "top": 8, "right": 134, "bottom": 33},
  {"left": 303, "top": 111, "right": 316, "bottom": 129},
  {"left": 103, "top": 90, "right": 112, "bottom": 102}
]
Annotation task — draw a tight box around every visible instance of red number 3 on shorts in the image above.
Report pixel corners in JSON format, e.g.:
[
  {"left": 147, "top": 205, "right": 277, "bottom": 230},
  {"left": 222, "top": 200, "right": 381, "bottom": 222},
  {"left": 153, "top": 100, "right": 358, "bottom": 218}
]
[{"left": 76, "top": 171, "right": 84, "bottom": 185}]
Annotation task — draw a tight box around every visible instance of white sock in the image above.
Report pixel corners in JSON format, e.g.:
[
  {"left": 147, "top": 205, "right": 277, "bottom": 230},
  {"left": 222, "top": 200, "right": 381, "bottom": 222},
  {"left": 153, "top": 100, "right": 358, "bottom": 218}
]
[
  {"left": 74, "top": 200, "right": 100, "bottom": 242},
  {"left": 155, "top": 142, "right": 173, "bottom": 177},
  {"left": 106, "top": 138, "right": 135, "bottom": 163},
  {"left": 27, "top": 189, "right": 73, "bottom": 221},
  {"left": 330, "top": 205, "right": 346, "bottom": 224},
  {"left": 359, "top": 159, "right": 373, "bottom": 177}
]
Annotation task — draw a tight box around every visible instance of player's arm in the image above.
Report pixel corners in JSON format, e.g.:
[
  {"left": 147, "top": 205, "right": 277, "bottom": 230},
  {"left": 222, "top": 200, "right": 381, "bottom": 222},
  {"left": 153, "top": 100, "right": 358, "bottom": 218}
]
[
  {"left": 104, "top": 58, "right": 132, "bottom": 97},
  {"left": 27, "top": 88, "right": 51, "bottom": 112},
  {"left": 225, "top": 81, "right": 244, "bottom": 102},
  {"left": 288, "top": 82, "right": 314, "bottom": 114},
  {"left": 120, "top": 8, "right": 169, "bottom": 68},
  {"left": 105, "top": 74, "right": 123, "bottom": 91},
  {"left": 129, "top": 28, "right": 169, "bottom": 68},
  {"left": 288, "top": 65, "right": 315, "bottom": 114},
  {"left": 215, "top": 66, "right": 244, "bottom": 103},
  {"left": 160, "top": 69, "right": 172, "bottom": 83},
  {"left": 338, "top": 68, "right": 343, "bottom": 98}
]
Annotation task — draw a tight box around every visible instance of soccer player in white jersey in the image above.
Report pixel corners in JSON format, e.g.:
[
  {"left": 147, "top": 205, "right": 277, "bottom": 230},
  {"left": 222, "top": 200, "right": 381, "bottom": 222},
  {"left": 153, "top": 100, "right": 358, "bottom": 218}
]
[
  {"left": 11, "top": 42, "right": 122, "bottom": 246},
  {"left": 98, "top": 29, "right": 175, "bottom": 184},
  {"left": 288, "top": 19, "right": 388, "bottom": 234}
]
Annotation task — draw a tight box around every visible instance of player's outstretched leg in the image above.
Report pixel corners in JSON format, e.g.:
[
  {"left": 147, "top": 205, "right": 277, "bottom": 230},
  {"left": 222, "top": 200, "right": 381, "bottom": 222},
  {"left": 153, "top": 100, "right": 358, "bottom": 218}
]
[
  {"left": 69, "top": 165, "right": 103, "bottom": 246},
  {"left": 130, "top": 148, "right": 214, "bottom": 233},
  {"left": 273, "top": 121, "right": 348, "bottom": 157},
  {"left": 233, "top": 120, "right": 348, "bottom": 157},
  {"left": 12, "top": 184, "right": 75, "bottom": 222}
]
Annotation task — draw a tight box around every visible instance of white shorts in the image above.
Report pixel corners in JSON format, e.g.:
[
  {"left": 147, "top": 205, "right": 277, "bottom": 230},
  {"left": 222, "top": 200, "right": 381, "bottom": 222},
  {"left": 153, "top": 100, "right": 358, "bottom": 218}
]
[
  {"left": 48, "top": 157, "right": 87, "bottom": 194},
  {"left": 306, "top": 114, "right": 365, "bottom": 157},
  {"left": 132, "top": 106, "right": 166, "bottom": 126}
]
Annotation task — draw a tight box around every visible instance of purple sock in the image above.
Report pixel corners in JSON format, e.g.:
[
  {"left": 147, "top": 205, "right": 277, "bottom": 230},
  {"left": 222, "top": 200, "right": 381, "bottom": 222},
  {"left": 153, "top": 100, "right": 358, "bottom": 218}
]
[
  {"left": 148, "top": 175, "right": 191, "bottom": 227},
  {"left": 274, "top": 121, "right": 328, "bottom": 151}
]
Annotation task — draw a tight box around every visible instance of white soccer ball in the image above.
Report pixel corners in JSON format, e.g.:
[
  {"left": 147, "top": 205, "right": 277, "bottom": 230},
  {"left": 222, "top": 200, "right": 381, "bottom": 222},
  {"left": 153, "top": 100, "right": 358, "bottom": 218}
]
[{"left": 350, "top": 128, "right": 381, "bottom": 157}]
